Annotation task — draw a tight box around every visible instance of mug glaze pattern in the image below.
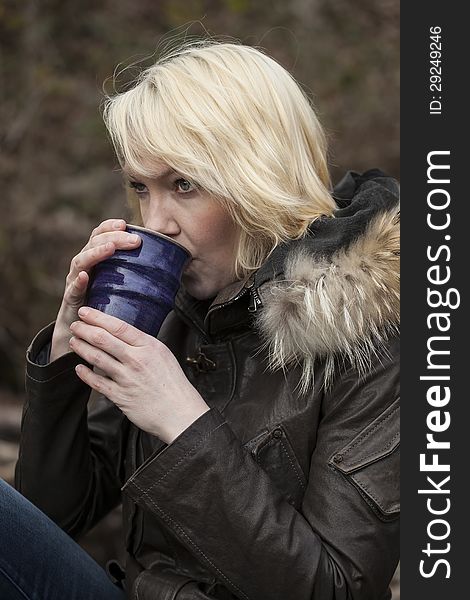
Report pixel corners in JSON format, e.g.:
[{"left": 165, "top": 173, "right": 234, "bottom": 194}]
[{"left": 85, "top": 225, "right": 191, "bottom": 336}]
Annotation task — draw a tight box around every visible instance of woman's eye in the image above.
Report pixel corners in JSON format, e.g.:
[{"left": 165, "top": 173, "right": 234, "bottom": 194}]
[
  {"left": 175, "top": 178, "right": 196, "bottom": 193},
  {"left": 128, "top": 181, "right": 148, "bottom": 194}
]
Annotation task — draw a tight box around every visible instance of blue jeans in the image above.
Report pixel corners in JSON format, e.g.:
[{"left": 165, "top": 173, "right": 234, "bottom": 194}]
[{"left": 0, "top": 478, "right": 125, "bottom": 600}]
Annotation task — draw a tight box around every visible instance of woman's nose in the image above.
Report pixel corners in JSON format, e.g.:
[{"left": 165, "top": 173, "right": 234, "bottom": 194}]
[{"left": 145, "top": 199, "right": 180, "bottom": 237}]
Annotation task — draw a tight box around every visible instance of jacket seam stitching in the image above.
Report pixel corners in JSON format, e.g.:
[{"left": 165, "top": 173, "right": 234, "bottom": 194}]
[
  {"left": 131, "top": 480, "right": 250, "bottom": 600},
  {"left": 130, "top": 421, "right": 227, "bottom": 494},
  {"left": 26, "top": 368, "right": 78, "bottom": 384},
  {"left": 352, "top": 470, "right": 400, "bottom": 513},
  {"left": 350, "top": 475, "right": 400, "bottom": 515},
  {"left": 339, "top": 433, "right": 400, "bottom": 473},
  {"left": 279, "top": 438, "right": 306, "bottom": 489},
  {"left": 340, "top": 403, "right": 399, "bottom": 458},
  {"left": 336, "top": 469, "right": 397, "bottom": 519},
  {"left": 134, "top": 570, "right": 144, "bottom": 600}
]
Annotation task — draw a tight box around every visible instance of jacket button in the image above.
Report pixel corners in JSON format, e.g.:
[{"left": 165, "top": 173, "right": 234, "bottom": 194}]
[
  {"left": 273, "top": 428, "right": 283, "bottom": 439},
  {"left": 333, "top": 454, "right": 343, "bottom": 464}
]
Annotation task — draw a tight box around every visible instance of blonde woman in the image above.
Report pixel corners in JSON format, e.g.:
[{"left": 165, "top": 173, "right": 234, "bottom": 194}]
[{"left": 3, "top": 40, "right": 400, "bottom": 600}]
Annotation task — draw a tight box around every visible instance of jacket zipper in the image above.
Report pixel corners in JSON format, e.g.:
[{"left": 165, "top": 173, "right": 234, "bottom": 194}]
[
  {"left": 179, "top": 277, "right": 264, "bottom": 334},
  {"left": 248, "top": 286, "right": 262, "bottom": 313},
  {"left": 206, "top": 275, "right": 263, "bottom": 317},
  {"left": 211, "top": 284, "right": 250, "bottom": 311}
]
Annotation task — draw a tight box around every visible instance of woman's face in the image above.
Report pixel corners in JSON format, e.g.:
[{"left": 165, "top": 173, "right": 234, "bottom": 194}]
[{"left": 125, "top": 161, "right": 240, "bottom": 300}]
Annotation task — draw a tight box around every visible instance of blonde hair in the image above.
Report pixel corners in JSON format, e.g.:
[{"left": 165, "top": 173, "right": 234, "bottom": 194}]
[{"left": 102, "top": 40, "right": 337, "bottom": 279}]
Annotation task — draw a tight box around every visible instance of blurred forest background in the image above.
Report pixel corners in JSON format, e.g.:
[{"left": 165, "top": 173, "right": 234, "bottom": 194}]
[{"left": 0, "top": 0, "right": 399, "bottom": 597}]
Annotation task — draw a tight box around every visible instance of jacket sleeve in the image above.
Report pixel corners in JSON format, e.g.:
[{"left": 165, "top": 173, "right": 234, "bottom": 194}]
[
  {"left": 122, "top": 338, "right": 399, "bottom": 600},
  {"left": 15, "top": 322, "right": 130, "bottom": 539}
]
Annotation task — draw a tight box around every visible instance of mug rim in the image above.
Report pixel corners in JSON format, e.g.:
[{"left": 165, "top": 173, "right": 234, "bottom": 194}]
[{"left": 127, "top": 224, "right": 192, "bottom": 259}]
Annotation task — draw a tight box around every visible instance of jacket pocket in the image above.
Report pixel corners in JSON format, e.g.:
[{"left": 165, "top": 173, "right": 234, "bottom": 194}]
[
  {"left": 244, "top": 425, "right": 307, "bottom": 510},
  {"left": 329, "top": 398, "right": 400, "bottom": 521}
]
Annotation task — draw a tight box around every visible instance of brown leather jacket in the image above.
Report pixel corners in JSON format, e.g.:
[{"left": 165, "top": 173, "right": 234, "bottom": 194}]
[{"left": 16, "top": 170, "right": 400, "bottom": 600}]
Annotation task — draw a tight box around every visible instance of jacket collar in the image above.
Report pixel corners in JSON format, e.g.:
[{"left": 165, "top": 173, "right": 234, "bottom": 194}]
[{"left": 174, "top": 274, "right": 254, "bottom": 340}]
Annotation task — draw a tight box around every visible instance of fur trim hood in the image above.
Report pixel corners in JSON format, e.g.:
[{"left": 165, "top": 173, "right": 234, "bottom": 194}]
[{"left": 253, "top": 169, "right": 400, "bottom": 393}]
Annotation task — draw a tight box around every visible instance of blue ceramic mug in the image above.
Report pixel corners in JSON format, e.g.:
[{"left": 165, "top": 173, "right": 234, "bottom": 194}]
[{"left": 85, "top": 224, "right": 192, "bottom": 336}]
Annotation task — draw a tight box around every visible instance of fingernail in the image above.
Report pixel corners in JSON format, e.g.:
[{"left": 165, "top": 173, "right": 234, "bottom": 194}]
[
  {"left": 130, "top": 234, "right": 140, "bottom": 242},
  {"left": 78, "top": 307, "right": 89, "bottom": 317},
  {"left": 69, "top": 336, "right": 75, "bottom": 345},
  {"left": 114, "top": 220, "right": 124, "bottom": 229}
]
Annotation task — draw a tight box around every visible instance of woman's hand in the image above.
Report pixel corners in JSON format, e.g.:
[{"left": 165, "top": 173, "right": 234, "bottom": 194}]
[
  {"left": 69, "top": 307, "right": 211, "bottom": 444},
  {"left": 51, "top": 219, "right": 142, "bottom": 361}
]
